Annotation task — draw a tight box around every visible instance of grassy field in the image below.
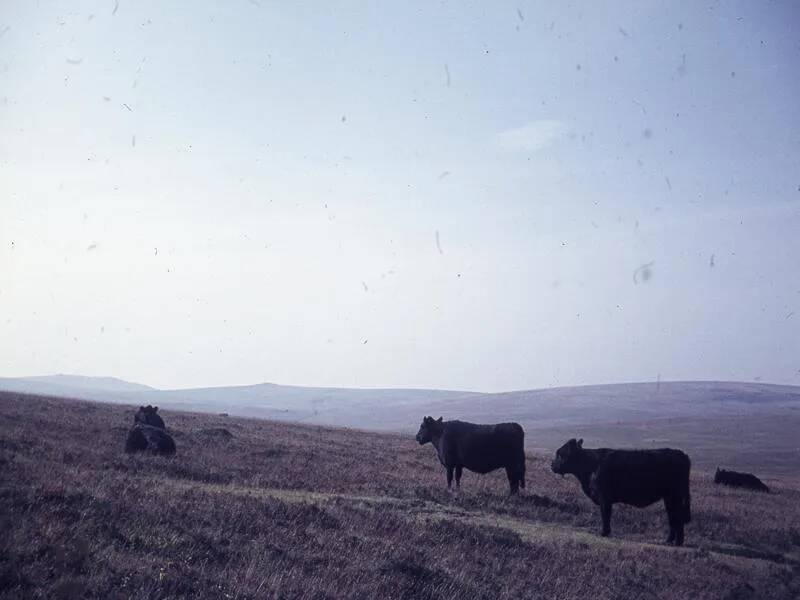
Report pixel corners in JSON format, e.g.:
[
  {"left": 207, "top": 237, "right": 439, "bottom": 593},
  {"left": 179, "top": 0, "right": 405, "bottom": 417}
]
[{"left": 1, "top": 392, "right": 799, "bottom": 599}]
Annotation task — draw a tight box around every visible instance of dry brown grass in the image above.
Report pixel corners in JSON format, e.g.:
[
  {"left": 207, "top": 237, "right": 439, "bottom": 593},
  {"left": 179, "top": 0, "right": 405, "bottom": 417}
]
[{"left": 1, "top": 391, "right": 798, "bottom": 599}]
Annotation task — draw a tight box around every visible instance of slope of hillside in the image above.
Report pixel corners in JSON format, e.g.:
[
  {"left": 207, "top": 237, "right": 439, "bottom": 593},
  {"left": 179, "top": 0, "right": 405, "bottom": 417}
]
[
  {"left": 428, "top": 381, "right": 800, "bottom": 427},
  {"left": 148, "top": 381, "right": 800, "bottom": 432},
  {"left": 145, "top": 382, "right": 483, "bottom": 422},
  {"left": 3, "top": 376, "right": 798, "bottom": 429},
  {"left": 0, "top": 375, "right": 155, "bottom": 404},
  {"left": 1, "top": 392, "right": 798, "bottom": 599},
  {"left": 17, "top": 375, "right": 157, "bottom": 393},
  {"left": 0, "top": 376, "right": 483, "bottom": 420}
]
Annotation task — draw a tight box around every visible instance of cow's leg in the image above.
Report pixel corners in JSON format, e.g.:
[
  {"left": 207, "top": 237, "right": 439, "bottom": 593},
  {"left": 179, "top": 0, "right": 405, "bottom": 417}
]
[
  {"left": 506, "top": 467, "right": 519, "bottom": 495},
  {"left": 675, "top": 520, "right": 685, "bottom": 546},
  {"left": 455, "top": 465, "right": 463, "bottom": 490},
  {"left": 664, "top": 499, "right": 676, "bottom": 544},
  {"left": 665, "top": 497, "right": 685, "bottom": 545},
  {"left": 446, "top": 466, "right": 454, "bottom": 491},
  {"left": 600, "top": 500, "right": 612, "bottom": 537},
  {"left": 673, "top": 504, "right": 685, "bottom": 546},
  {"left": 667, "top": 510, "right": 682, "bottom": 545}
]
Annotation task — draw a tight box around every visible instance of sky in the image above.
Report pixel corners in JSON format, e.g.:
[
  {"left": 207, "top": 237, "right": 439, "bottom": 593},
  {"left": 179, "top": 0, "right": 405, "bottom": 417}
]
[{"left": 1, "top": 1, "right": 799, "bottom": 392}]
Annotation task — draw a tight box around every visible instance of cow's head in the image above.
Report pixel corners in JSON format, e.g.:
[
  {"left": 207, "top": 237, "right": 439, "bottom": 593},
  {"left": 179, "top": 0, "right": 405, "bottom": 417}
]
[
  {"left": 415, "top": 416, "right": 443, "bottom": 445},
  {"left": 135, "top": 405, "right": 165, "bottom": 429},
  {"left": 714, "top": 467, "right": 723, "bottom": 483},
  {"left": 551, "top": 438, "right": 583, "bottom": 475}
]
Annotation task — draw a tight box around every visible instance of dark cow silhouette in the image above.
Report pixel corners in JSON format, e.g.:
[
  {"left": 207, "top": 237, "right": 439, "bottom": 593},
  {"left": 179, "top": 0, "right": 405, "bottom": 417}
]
[
  {"left": 134, "top": 405, "right": 165, "bottom": 429},
  {"left": 551, "top": 439, "right": 691, "bottom": 545},
  {"left": 125, "top": 424, "right": 176, "bottom": 455},
  {"left": 125, "top": 405, "right": 176, "bottom": 455},
  {"left": 416, "top": 416, "right": 526, "bottom": 494},
  {"left": 714, "top": 468, "right": 769, "bottom": 492}
]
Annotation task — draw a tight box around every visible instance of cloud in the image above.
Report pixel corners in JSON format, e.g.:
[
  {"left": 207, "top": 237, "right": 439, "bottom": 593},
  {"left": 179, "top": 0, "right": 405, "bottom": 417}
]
[{"left": 496, "top": 120, "right": 567, "bottom": 152}]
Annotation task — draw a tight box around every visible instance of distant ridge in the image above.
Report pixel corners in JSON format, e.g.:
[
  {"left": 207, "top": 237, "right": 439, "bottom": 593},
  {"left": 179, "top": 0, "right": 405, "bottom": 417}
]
[
  {"left": 17, "top": 374, "right": 156, "bottom": 393},
  {"left": 0, "top": 375, "right": 484, "bottom": 420},
  {"left": 1, "top": 374, "right": 798, "bottom": 429},
  {"left": 0, "top": 374, "right": 156, "bottom": 401}
]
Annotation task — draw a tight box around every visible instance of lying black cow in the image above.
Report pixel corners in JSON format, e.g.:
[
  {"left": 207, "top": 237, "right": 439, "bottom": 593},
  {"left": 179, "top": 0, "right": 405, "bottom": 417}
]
[
  {"left": 551, "top": 439, "right": 691, "bottom": 545},
  {"left": 125, "top": 406, "right": 176, "bottom": 455},
  {"left": 714, "top": 468, "right": 769, "bottom": 492},
  {"left": 416, "top": 416, "right": 526, "bottom": 494},
  {"left": 125, "top": 424, "right": 176, "bottom": 455}
]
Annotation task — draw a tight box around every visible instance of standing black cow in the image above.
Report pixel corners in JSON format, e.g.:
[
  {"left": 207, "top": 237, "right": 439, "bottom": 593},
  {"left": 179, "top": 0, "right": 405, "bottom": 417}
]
[
  {"left": 714, "top": 468, "right": 769, "bottom": 492},
  {"left": 125, "top": 406, "right": 176, "bottom": 455},
  {"left": 415, "top": 416, "right": 526, "bottom": 494},
  {"left": 551, "top": 439, "right": 691, "bottom": 545}
]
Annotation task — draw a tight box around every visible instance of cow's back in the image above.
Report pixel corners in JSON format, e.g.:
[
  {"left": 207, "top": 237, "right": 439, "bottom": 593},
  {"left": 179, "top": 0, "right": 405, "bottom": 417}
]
[
  {"left": 719, "top": 470, "right": 769, "bottom": 492},
  {"left": 441, "top": 421, "right": 524, "bottom": 473},
  {"left": 595, "top": 448, "right": 690, "bottom": 506}
]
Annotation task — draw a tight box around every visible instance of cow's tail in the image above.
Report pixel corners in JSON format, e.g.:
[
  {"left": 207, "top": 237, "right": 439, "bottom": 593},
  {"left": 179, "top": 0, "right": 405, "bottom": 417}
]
[
  {"left": 683, "top": 491, "right": 691, "bottom": 523},
  {"left": 518, "top": 426, "right": 526, "bottom": 489},
  {"left": 683, "top": 458, "right": 692, "bottom": 523}
]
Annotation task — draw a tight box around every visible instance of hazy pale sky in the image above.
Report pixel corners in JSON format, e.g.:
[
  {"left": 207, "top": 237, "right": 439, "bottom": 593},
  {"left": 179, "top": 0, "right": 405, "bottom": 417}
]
[{"left": 1, "top": 1, "right": 799, "bottom": 391}]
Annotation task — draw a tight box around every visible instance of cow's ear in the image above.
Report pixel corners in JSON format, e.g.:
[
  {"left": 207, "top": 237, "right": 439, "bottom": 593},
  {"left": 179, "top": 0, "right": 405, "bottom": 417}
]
[
  {"left": 577, "top": 439, "right": 583, "bottom": 447},
  {"left": 437, "top": 416, "right": 443, "bottom": 423}
]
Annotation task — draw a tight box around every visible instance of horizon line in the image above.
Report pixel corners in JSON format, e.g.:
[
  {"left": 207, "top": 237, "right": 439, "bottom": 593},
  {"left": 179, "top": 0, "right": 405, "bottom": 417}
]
[{"left": 2, "top": 373, "right": 799, "bottom": 395}]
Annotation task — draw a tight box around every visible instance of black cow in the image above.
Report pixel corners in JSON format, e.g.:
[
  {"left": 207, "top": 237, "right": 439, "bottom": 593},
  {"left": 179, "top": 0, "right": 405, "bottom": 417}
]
[
  {"left": 551, "top": 439, "right": 691, "bottom": 545},
  {"left": 714, "top": 468, "right": 769, "bottom": 492},
  {"left": 134, "top": 405, "right": 165, "bottom": 429},
  {"left": 416, "top": 416, "right": 526, "bottom": 494},
  {"left": 125, "top": 424, "right": 176, "bottom": 455},
  {"left": 125, "top": 406, "right": 176, "bottom": 455}
]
